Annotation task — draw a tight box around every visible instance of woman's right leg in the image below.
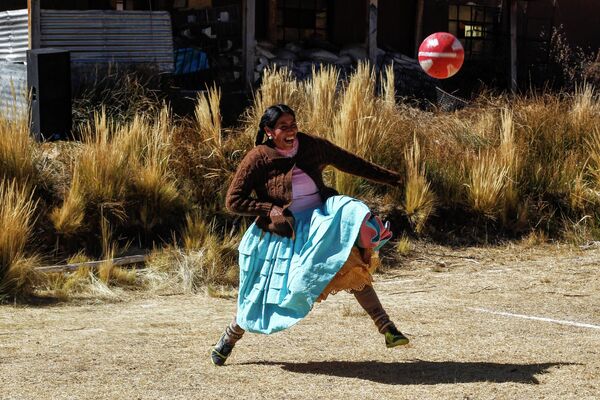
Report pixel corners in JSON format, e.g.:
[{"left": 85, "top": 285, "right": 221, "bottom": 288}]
[
  {"left": 211, "top": 317, "right": 245, "bottom": 366},
  {"left": 352, "top": 285, "right": 409, "bottom": 347}
]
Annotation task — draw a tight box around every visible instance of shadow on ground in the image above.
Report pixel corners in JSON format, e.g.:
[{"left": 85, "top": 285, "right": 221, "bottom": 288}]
[{"left": 238, "top": 360, "right": 569, "bottom": 385}]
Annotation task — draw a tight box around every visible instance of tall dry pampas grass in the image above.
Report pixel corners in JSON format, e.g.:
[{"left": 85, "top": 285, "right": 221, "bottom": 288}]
[
  {"left": 50, "top": 169, "right": 86, "bottom": 235},
  {"left": 498, "top": 109, "right": 517, "bottom": 170},
  {"left": 403, "top": 136, "right": 435, "bottom": 233},
  {"left": 193, "top": 84, "right": 228, "bottom": 184},
  {"left": 0, "top": 114, "right": 38, "bottom": 192},
  {"left": 585, "top": 128, "right": 600, "bottom": 209},
  {"left": 128, "top": 108, "right": 182, "bottom": 233},
  {"left": 52, "top": 107, "right": 184, "bottom": 238},
  {"left": 182, "top": 212, "right": 211, "bottom": 251},
  {"left": 51, "top": 110, "right": 129, "bottom": 236},
  {"left": 195, "top": 84, "right": 223, "bottom": 147},
  {"left": 381, "top": 64, "right": 396, "bottom": 111},
  {"left": 588, "top": 128, "right": 600, "bottom": 182},
  {"left": 332, "top": 62, "right": 395, "bottom": 196},
  {"left": 0, "top": 179, "right": 38, "bottom": 300},
  {"left": 244, "top": 67, "right": 302, "bottom": 140},
  {"left": 77, "top": 109, "right": 130, "bottom": 204},
  {"left": 303, "top": 65, "right": 339, "bottom": 135},
  {"left": 498, "top": 109, "right": 520, "bottom": 221},
  {"left": 467, "top": 152, "right": 508, "bottom": 218},
  {"left": 172, "top": 87, "right": 254, "bottom": 216},
  {"left": 571, "top": 83, "right": 598, "bottom": 135},
  {"left": 516, "top": 94, "right": 580, "bottom": 196}
]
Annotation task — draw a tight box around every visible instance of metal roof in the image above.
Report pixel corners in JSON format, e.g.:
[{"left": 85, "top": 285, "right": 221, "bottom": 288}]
[
  {"left": 40, "top": 9, "right": 174, "bottom": 72},
  {"left": 0, "top": 9, "right": 28, "bottom": 63}
]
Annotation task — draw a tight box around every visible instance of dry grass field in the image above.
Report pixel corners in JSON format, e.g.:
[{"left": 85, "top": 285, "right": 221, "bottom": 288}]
[
  {"left": 2, "top": 65, "right": 600, "bottom": 302},
  {"left": 1, "top": 242, "right": 598, "bottom": 400}
]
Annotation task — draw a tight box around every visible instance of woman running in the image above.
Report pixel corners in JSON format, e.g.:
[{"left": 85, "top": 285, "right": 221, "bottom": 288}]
[{"left": 211, "top": 104, "right": 409, "bottom": 366}]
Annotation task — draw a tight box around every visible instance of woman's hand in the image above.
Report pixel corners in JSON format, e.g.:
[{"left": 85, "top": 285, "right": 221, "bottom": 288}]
[
  {"left": 268, "top": 205, "right": 294, "bottom": 237},
  {"left": 270, "top": 205, "right": 284, "bottom": 217}
]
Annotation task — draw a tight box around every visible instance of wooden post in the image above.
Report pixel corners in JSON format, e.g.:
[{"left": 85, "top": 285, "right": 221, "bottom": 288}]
[
  {"left": 27, "top": 0, "right": 41, "bottom": 49},
  {"left": 366, "top": 0, "right": 378, "bottom": 65},
  {"left": 414, "top": 0, "right": 425, "bottom": 58},
  {"left": 510, "top": 0, "right": 518, "bottom": 93},
  {"left": 35, "top": 255, "right": 148, "bottom": 274},
  {"left": 267, "top": 0, "right": 278, "bottom": 44},
  {"left": 243, "top": 0, "right": 256, "bottom": 91}
]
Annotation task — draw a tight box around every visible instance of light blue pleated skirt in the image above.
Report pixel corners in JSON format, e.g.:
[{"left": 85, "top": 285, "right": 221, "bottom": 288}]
[{"left": 236, "top": 195, "right": 371, "bottom": 334}]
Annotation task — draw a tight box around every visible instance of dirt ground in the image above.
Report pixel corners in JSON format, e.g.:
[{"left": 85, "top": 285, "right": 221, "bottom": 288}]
[{"left": 1, "top": 242, "right": 599, "bottom": 400}]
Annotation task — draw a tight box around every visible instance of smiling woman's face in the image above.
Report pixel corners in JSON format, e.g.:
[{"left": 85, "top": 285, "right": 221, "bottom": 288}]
[{"left": 265, "top": 113, "right": 298, "bottom": 150}]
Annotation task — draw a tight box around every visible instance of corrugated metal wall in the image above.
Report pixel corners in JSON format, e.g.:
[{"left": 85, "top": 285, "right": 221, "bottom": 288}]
[
  {"left": 0, "top": 9, "right": 175, "bottom": 118},
  {"left": 0, "top": 9, "right": 175, "bottom": 71},
  {"left": 40, "top": 9, "right": 174, "bottom": 72},
  {"left": 0, "top": 9, "right": 28, "bottom": 119},
  {"left": 0, "top": 9, "right": 28, "bottom": 63},
  {"left": 0, "top": 63, "right": 27, "bottom": 120}
]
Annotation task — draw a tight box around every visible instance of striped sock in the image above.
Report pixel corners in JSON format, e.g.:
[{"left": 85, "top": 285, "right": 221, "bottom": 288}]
[
  {"left": 352, "top": 285, "right": 395, "bottom": 334},
  {"left": 224, "top": 319, "right": 245, "bottom": 345}
]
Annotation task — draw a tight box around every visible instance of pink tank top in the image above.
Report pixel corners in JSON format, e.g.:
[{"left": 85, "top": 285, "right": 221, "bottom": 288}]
[
  {"left": 275, "top": 140, "right": 322, "bottom": 213},
  {"left": 289, "top": 167, "right": 322, "bottom": 213}
]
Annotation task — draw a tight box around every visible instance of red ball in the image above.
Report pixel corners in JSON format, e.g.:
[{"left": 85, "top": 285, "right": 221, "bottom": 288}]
[{"left": 418, "top": 32, "right": 465, "bottom": 79}]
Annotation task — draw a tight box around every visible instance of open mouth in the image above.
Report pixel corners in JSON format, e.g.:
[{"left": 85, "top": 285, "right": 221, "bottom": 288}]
[{"left": 284, "top": 137, "right": 296, "bottom": 145}]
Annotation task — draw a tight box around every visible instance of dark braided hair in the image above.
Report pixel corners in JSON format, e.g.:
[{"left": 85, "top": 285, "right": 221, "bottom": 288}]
[{"left": 255, "top": 104, "right": 296, "bottom": 146}]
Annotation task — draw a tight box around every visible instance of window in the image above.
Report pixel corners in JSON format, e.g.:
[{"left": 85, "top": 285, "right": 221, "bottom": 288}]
[
  {"left": 448, "top": 3, "right": 501, "bottom": 60},
  {"left": 277, "top": 0, "right": 328, "bottom": 42},
  {"left": 465, "top": 24, "right": 484, "bottom": 38}
]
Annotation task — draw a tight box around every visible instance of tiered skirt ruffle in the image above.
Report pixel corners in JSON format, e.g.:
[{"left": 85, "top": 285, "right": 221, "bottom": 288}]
[{"left": 237, "top": 195, "right": 382, "bottom": 334}]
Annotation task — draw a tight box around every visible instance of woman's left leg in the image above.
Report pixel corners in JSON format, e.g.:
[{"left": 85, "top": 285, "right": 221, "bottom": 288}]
[
  {"left": 352, "top": 285, "right": 409, "bottom": 347},
  {"left": 211, "top": 317, "right": 245, "bottom": 366}
]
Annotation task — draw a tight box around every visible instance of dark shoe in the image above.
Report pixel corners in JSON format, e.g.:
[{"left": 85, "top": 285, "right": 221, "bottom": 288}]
[
  {"left": 211, "top": 333, "right": 234, "bottom": 366},
  {"left": 384, "top": 325, "right": 409, "bottom": 348}
]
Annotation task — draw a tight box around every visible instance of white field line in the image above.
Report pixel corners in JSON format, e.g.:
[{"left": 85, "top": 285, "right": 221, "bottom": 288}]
[
  {"left": 468, "top": 307, "right": 600, "bottom": 331},
  {"left": 376, "top": 278, "right": 421, "bottom": 285},
  {"left": 376, "top": 269, "right": 511, "bottom": 285}
]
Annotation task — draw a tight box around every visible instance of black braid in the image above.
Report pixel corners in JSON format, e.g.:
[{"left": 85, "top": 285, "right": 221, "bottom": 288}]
[{"left": 255, "top": 129, "right": 265, "bottom": 146}]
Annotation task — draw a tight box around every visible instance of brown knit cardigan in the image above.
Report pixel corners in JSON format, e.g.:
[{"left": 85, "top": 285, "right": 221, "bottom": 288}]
[{"left": 226, "top": 131, "right": 402, "bottom": 238}]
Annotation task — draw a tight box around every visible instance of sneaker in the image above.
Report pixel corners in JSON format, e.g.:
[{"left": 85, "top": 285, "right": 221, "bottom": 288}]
[
  {"left": 384, "top": 325, "right": 409, "bottom": 348},
  {"left": 211, "top": 333, "right": 234, "bottom": 366}
]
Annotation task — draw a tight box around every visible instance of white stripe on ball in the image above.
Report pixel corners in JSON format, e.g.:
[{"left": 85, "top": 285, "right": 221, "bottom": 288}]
[{"left": 418, "top": 52, "right": 458, "bottom": 58}]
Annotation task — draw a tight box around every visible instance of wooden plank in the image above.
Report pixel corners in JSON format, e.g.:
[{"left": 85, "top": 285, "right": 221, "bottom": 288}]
[
  {"left": 267, "top": 0, "right": 277, "bottom": 44},
  {"left": 35, "top": 255, "right": 148, "bottom": 274},
  {"left": 414, "top": 0, "right": 425, "bottom": 58},
  {"left": 243, "top": 0, "right": 256, "bottom": 90},
  {"left": 28, "top": 0, "right": 41, "bottom": 49},
  {"left": 366, "top": 0, "right": 378, "bottom": 65},
  {"left": 510, "top": 0, "right": 518, "bottom": 93}
]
